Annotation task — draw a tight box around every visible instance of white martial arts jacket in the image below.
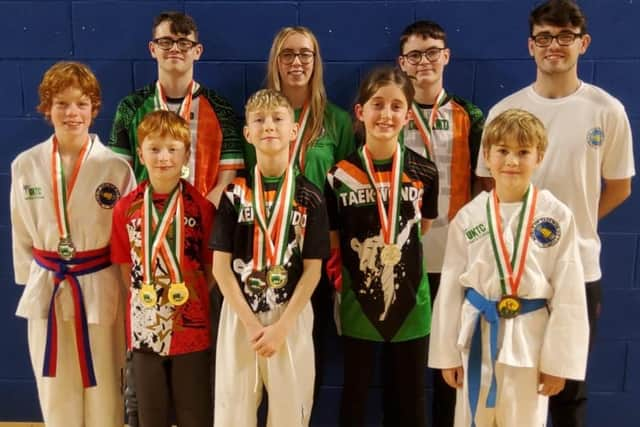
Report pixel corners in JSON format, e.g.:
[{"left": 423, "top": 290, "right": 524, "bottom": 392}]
[
  {"left": 11, "top": 134, "right": 135, "bottom": 324},
  {"left": 429, "top": 189, "right": 589, "bottom": 381}
]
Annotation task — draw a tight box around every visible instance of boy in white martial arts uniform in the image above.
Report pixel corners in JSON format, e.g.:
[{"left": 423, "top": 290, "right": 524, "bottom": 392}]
[
  {"left": 475, "top": 2, "right": 635, "bottom": 424},
  {"left": 10, "top": 61, "right": 135, "bottom": 427},
  {"left": 429, "top": 109, "right": 590, "bottom": 427},
  {"left": 210, "top": 89, "right": 330, "bottom": 427}
]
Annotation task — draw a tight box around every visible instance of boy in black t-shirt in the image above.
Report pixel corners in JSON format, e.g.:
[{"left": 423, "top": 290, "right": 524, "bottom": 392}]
[{"left": 210, "top": 89, "right": 329, "bottom": 427}]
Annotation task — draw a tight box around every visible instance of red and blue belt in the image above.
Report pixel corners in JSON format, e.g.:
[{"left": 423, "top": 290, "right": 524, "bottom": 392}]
[{"left": 32, "top": 246, "right": 111, "bottom": 388}]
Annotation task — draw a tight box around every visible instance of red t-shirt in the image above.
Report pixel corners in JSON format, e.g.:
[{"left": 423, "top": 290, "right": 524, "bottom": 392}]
[{"left": 111, "top": 179, "right": 214, "bottom": 356}]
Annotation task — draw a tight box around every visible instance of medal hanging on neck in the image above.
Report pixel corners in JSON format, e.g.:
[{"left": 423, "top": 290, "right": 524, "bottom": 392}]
[
  {"left": 140, "top": 183, "right": 188, "bottom": 307},
  {"left": 289, "top": 102, "right": 311, "bottom": 172},
  {"left": 154, "top": 80, "right": 199, "bottom": 179},
  {"left": 249, "top": 165, "right": 295, "bottom": 293},
  {"left": 410, "top": 88, "right": 447, "bottom": 161},
  {"left": 51, "top": 136, "right": 92, "bottom": 261},
  {"left": 486, "top": 185, "right": 538, "bottom": 318},
  {"left": 359, "top": 143, "right": 404, "bottom": 267}
]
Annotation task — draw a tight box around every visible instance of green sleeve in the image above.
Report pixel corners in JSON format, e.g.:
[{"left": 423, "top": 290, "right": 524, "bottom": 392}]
[
  {"left": 327, "top": 103, "right": 355, "bottom": 162},
  {"left": 108, "top": 98, "right": 136, "bottom": 161},
  {"left": 455, "top": 96, "right": 485, "bottom": 173}
]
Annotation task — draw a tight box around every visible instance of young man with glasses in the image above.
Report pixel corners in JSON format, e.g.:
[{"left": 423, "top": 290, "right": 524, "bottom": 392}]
[
  {"left": 476, "top": 1, "right": 635, "bottom": 426},
  {"left": 109, "top": 11, "right": 244, "bottom": 206},
  {"left": 398, "top": 20, "right": 484, "bottom": 427},
  {"left": 108, "top": 11, "right": 244, "bottom": 427}
]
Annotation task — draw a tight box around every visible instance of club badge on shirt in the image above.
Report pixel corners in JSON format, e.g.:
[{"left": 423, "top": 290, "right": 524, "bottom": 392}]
[
  {"left": 531, "top": 217, "right": 561, "bottom": 248},
  {"left": 586, "top": 127, "right": 604, "bottom": 148},
  {"left": 95, "top": 182, "right": 121, "bottom": 209}
]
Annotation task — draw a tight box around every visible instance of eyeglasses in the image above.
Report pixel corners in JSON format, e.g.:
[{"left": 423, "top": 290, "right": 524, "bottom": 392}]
[
  {"left": 530, "top": 31, "right": 583, "bottom": 47},
  {"left": 152, "top": 37, "right": 199, "bottom": 52},
  {"left": 278, "top": 49, "right": 315, "bottom": 65},
  {"left": 402, "top": 48, "right": 447, "bottom": 65}
]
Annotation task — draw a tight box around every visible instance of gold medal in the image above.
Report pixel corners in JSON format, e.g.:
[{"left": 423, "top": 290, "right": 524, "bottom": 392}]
[
  {"left": 380, "top": 244, "right": 401, "bottom": 266},
  {"left": 247, "top": 270, "right": 268, "bottom": 294},
  {"left": 181, "top": 165, "right": 190, "bottom": 179},
  {"left": 57, "top": 237, "right": 76, "bottom": 261},
  {"left": 497, "top": 295, "right": 521, "bottom": 318},
  {"left": 168, "top": 282, "right": 189, "bottom": 306},
  {"left": 140, "top": 283, "right": 157, "bottom": 307},
  {"left": 267, "top": 265, "right": 288, "bottom": 289}
]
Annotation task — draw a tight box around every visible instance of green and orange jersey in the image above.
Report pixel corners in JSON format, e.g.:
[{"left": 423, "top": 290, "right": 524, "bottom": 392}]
[
  {"left": 401, "top": 93, "right": 484, "bottom": 220},
  {"left": 325, "top": 147, "right": 439, "bottom": 342},
  {"left": 108, "top": 82, "right": 245, "bottom": 196}
]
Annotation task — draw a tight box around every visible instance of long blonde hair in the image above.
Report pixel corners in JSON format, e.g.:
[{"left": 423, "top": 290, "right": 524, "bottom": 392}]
[{"left": 266, "top": 26, "right": 327, "bottom": 151}]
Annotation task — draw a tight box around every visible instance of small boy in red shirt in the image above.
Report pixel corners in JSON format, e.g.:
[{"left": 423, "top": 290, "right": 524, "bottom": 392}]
[{"left": 111, "top": 110, "right": 215, "bottom": 427}]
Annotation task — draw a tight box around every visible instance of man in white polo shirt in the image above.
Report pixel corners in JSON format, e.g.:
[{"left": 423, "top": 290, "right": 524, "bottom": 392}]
[{"left": 476, "top": 1, "right": 635, "bottom": 426}]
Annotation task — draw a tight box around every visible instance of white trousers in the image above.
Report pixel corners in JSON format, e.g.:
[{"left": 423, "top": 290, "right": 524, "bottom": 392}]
[
  {"left": 455, "top": 348, "right": 548, "bottom": 427},
  {"left": 27, "top": 306, "right": 125, "bottom": 427},
  {"left": 214, "top": 301, "right": 315, "bottom": 427}
]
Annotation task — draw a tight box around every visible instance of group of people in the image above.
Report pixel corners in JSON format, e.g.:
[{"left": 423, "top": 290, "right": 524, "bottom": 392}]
[{"left": 9, "top": 1, "right": 635, "bottom": 427}]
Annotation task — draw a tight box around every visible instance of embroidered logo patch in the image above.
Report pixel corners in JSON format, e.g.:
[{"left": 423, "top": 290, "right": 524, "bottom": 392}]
[
  {"left": 531, "top": 217, "right": 561, "bottom": 248},
  {"left": 23, "top": 184, "right": 44, "bottom": 200},
  {"left": 95, "top": 183, "right": 120, "bottom": 209},
  {"left": 464, "top": 223, "right": 488, "bottom": 243},
  {"left": 586, "top": 127, "right": 604, "bottom": 148}
]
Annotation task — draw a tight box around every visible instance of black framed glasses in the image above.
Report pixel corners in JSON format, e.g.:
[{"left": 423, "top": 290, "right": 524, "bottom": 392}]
[
  {"left": 402, "top": 48, "right": 447, "bottom": 65},
  {"left": 152, "top": 37, "right": 199, "bottom": 52},
  {"left": 531, "top": 31, "right": 583, "bottom": 47},
  {"left": 278, "top": 49, "right": 315, "bottom": 65}
]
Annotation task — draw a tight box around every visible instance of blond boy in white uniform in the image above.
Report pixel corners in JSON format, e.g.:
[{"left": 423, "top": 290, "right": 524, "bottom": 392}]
[{"left": 430, "top": 109, "right": 589, "bottom": 427}]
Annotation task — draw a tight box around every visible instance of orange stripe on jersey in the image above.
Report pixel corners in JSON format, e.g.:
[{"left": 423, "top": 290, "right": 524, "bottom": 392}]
[
  {"left": 338, "top": 160, "right": 370, "bottom": 185},
  {"left": 195, "top": 97, "right": 223, "bottom": 196},
  {"left": 448, "top": 100, "right": 472, "bottom": 221}
]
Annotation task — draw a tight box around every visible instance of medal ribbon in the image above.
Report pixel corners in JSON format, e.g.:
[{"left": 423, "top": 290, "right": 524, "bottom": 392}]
[
  {"left": 289, "top": 102, "right": 311, "bottom": 171},
  {"left": 410, "top": 88, "right": 447, "bottom": 160},
  {"left": 486, "top": 185, "right": 538, "bottom": 296},
  {"left": 51, "top": 136, "right": 92, "bottom": 241},
  {"left": 359, "top": 143, "right": 403, "bottom": 246},
  {"left": 252, "top": 165, "right": 295, "bottom": 271},
  {"left": 154, "top": 80, "right": 199, "bottom": 122},
  {"left": 141, "top": 183, "right": 184, "bottom": 286}
]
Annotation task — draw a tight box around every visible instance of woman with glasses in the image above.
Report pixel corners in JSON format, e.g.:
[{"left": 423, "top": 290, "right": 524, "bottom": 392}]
[
  {"left": 243, "top": 26, "right": 355, "bottom": 419},
  {"left": 245, "top": 26, "right": 355, "bottom": 190}
]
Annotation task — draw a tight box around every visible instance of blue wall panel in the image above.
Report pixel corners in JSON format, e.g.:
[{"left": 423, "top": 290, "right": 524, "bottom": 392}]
[
  {"left": 1, "top": 2, "right": 72, "bottom": 59},
  {"left": 301, "top": 2, "right": 415, "bottom": 61},
  {"left": 0, "top": 0, "right": 638, "bottom": 424},
  {"left": 73, "top": 2, "right": 184, "bottom": 59},
  {"left": 0, "top": 63, "right": 23, "bottom": 116}
]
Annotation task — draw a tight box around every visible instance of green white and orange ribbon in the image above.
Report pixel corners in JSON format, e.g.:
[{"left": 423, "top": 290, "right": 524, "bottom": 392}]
[
  {"left": 154, "top": 80, "right": 199, "bottom": 122},
  {"left": 141, "top": 183, "right": 185, "bottom": 288},
  {"left": 486, "top": 184, "right": 538, "bottom": 297},
  {"left": 359, "top": 143, "right": 404, "bottom": 248},
  {"left": 410, "top": 88, "right": 447, "bottom": 160},
  {"left": 51, "top": 136, "right": 92, "bottom": 243},
  {"left": 252, "top": 165, "right": 295, "bottom": 272},
  {"left": 289, "top": 102, "right": 311, "bottom": 171}
]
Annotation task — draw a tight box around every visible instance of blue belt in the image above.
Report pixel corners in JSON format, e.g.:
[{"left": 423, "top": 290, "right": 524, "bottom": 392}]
[{"left": 464, "top": 288, "right": 546, "bottom": 426}]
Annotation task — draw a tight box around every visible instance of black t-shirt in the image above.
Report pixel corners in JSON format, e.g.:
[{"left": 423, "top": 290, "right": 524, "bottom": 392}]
[{"left": 210, "top": 172, "right": 330, "bottom": 313}]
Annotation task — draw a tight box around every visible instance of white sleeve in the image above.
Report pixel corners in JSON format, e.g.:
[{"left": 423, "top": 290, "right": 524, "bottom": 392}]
[
  {"left": 539, "top": 212, "right": 589, "bottom": 380},
  {"left": 601, "top": 101, "right": 635, "bottom": 179},
  {"left": 428, "top": 216, "right": 467, "bottom": 369},
  {"left": 10, "top": 160, "right": 33, "bottom": 285}
]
